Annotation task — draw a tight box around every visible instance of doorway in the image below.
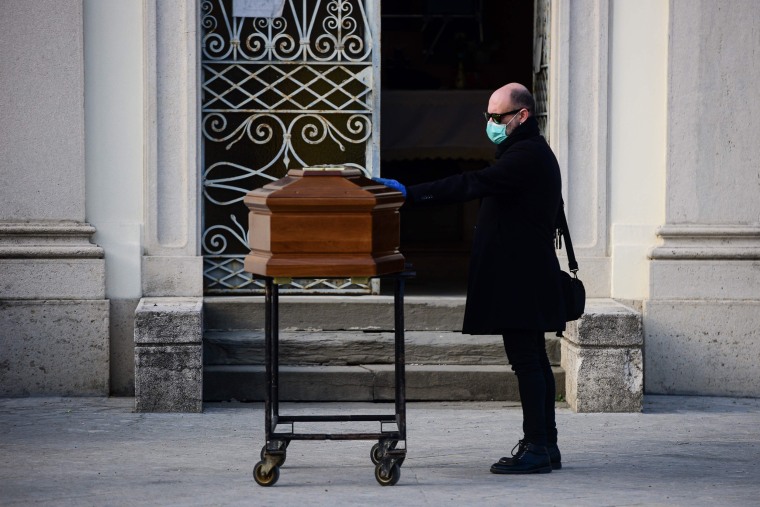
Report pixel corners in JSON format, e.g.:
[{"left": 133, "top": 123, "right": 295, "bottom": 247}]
[{"left": 380, "top": 0, "right": 538, "bottom": 294}]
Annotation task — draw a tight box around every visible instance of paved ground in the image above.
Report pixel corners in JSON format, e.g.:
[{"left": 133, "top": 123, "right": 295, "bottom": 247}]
[{"left": 1, "top": 395, "right": 759, "bottom": 506}]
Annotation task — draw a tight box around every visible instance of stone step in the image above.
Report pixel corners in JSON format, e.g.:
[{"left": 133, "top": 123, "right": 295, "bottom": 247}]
[
  {"left": 204, "top": 330, "right": 560, "bottom": 366},
  {"left": 203, "top": 295, "right": 467, "bottom": 331},
  {"left": 202, "top": 295, "right": 564, "bottom": 403},
  {"left": 203, "top": 364, "right": 565, "bottom": 402}
]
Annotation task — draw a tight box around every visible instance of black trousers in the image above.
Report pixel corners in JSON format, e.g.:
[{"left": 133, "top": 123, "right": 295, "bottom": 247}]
[{"left": 502, "top": 330, "right": 557, "bottom": 447}]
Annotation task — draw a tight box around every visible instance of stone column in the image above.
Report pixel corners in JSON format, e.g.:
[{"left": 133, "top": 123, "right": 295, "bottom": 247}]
[
  {"left": 134, "top": 0, "right": 204, "bottom": 411},
  {"left": 142, "top": 0, "right": 203, "bottom": 296},
  {"left": 645, "top": 1, "right": 760, "bottom": 396},
  {"left": 0, "top": 0, "right": 109, "bottom": 395},
  {"left": 549, "top": 0, "right": 612, "bottom": 298}
]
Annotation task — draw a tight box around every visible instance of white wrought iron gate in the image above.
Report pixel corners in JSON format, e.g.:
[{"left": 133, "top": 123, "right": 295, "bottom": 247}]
[{"left": 200, "top": 0, "right": 380, "bottom": 294}]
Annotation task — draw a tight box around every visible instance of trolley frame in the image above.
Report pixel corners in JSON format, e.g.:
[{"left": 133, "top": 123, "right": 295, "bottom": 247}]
[{"left": 252, "top": 270, "right": 413, "bottom": 486}]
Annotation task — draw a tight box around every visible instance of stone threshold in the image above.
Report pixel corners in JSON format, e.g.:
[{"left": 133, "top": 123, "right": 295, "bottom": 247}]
[{"left": 203, "top": 364, "right": 565, "bottom": 402}]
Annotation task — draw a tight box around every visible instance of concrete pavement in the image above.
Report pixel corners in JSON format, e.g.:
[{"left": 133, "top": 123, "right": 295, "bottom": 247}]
[{"left": 1, "top": 396, "right": 759, "bottom": 506}]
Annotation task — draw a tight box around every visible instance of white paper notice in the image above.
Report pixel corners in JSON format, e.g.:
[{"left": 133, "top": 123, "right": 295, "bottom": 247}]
[{"left": 232, "top": 0, "right": 286, "bottom": 18}]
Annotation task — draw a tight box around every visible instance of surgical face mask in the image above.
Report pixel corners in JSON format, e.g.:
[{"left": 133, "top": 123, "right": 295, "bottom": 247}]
[
  {"left": 486, "top": 121, "right": 507, "bottom": 144},
  {"left": 485, "top": 111, "right": 521, "bottom": 145}
]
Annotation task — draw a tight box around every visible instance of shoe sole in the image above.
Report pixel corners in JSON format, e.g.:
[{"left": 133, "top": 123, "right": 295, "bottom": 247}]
[
  {"left": 490, "top": 465, "right": 553, "bottom": 475},
  {"left": 498, "top": 460, "right": 562, "bottom": 470}
]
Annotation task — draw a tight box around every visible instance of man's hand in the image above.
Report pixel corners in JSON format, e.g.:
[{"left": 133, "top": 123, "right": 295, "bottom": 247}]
[{"left": 372, "top": 177, "right": 407, "bottom": 197}]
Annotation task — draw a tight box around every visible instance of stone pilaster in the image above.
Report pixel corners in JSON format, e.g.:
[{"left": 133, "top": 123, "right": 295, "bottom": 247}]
[
  {"left": 141, "top": 0, "right": 203, "bottom": 297},
  {"left": 550, "top": 0, "right": 611, "bottom": 297},
  {"left": 646, "top": 226, "right": 760, "bottom": 396},
  {"left": 0, "top": 1, "right": 109, "bottom": 396},
  {"left": 645, "top": 1, "right": 760, "bottom": 397},
  {"left": 131, "top": 0, "right": 205, "bottom": 411}
]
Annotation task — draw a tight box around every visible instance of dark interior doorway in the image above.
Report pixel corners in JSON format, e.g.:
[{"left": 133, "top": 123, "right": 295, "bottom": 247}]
[{"left": 380, "top": 0, "right": 536, "bottom": 295}]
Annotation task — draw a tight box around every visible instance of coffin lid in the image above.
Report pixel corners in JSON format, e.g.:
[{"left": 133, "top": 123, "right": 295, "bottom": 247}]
[{"left": 244, "top": 166, "right": 405, "bottom": 212}]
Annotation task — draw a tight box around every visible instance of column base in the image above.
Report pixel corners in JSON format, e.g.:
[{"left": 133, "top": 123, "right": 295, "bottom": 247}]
[
  {"left": 561, "top": 299, "right": 643, "bottom": 412},
  {"left": 134, "top": 297, "right": 203, "bottom": 412}
]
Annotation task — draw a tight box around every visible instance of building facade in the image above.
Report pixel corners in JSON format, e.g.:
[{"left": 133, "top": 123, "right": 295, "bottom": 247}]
[{"left": 1, "top": 0, "right": 758, "bottom": 401}]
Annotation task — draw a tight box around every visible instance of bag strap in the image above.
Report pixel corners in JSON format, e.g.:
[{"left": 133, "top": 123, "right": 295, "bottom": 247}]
[{"left": 556, "top": 200, "right": 579, "bottom": 274}]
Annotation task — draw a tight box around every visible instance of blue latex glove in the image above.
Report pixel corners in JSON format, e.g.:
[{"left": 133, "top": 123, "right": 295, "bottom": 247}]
[{"left": 372, "top": 177, "right": 406, "bottom": 197}]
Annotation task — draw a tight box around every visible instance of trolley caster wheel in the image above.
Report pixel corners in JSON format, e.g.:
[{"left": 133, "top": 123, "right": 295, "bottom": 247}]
[
  {"left": 260, "top": 445, "right": 286, "bottom": 466},
  {"left": 370, "top": 440, "right": 397, "bottom": 465},
  {"left": 253, "top": 461, "right": 280, "bottom": 487},
  {"left": 370, "top": 443, "right": 383, "bottom": 465},
  {"left": 374, "top": 462, "right": 401, "bottom": 486}
]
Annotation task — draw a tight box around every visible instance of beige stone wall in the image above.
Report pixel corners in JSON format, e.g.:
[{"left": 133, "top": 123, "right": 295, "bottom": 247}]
[
  {"left": 83, "top": 0, "right": 144, "bottom": 396},
  {"left": 0, "top": 0, "right": 109, "bottom": 396},
  {"left": 0, "top": 0, "right": 85, "bottom": 222},
  {"left": 553, "top": 0, "right": 760, "bottom": 397},
  {"left": 608, "top": 0, "right": 667, "bottom": 300},
  {"left": 645, "top": 0, "right": 760, "bottom": 396}
]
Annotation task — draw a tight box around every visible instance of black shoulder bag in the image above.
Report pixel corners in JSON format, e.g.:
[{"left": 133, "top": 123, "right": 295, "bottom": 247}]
[{"left": 556, "top": 202, "right": 586, "bottom": 323}]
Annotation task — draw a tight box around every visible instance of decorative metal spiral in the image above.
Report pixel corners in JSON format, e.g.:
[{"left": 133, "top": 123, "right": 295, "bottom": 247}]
[
  {"left": 202, "top": 217, "right": 248, "bottom": 255},
  {"left": 200, "top": 0, "right": 376, "bottom": 293}
]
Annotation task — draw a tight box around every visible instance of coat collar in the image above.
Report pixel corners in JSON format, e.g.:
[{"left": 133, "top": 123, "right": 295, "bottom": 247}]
[{"left": 494, "top": 116, "right": 541, "bottom": 158}]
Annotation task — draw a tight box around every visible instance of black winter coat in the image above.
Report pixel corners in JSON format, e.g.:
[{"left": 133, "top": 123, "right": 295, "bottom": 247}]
[{"left": 406, "top": 117, "right": 566, "bottom": 334}]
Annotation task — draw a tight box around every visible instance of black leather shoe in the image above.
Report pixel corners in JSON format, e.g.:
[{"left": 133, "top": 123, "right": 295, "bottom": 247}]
[
  {"left": 498, "top": 440, "right": 562, "bottom": 470},
  {"left": 490, "top": 443, "right": 552, "bottom": 474}
]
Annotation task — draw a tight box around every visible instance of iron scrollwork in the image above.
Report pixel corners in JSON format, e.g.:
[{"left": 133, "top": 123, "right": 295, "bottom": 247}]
[
  {"left": 201, "top": 0, "right": 375, "bottom": 293},
  {"left": 202, "top": 0, "right": 371, "bottom": 62}
]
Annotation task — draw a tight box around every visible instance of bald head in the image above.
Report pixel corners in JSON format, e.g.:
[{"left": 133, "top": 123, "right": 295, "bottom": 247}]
[{"left": 488, "top": 83, "right": 535, "bottom": 117}]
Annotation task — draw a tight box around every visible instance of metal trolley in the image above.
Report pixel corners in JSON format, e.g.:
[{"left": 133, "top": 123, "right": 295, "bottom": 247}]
[{"left": 252, "top": 270, "right": 414, "bottom": 487}]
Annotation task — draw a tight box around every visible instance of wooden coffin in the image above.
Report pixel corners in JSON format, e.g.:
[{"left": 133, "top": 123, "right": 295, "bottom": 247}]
[{"left": 243, "top": 167, "right": 405, "bottom": 277}]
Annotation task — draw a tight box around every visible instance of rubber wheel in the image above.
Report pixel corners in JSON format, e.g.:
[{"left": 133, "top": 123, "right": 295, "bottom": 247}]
[
  {"left": 371, "top": 440, "right": 397, "bottom": 465},
  {"left": 370, "top": 443, "right": 383, "bottom": 465},
  {"left": 253, "top": 461, "right": 280, "bottom": 487},
  {"left": 374, "top": 463, "right": 400, "bottom": 486}
]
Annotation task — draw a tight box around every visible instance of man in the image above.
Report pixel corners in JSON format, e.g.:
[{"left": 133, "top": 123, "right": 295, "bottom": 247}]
[{"left": 375, "top": 83, "right": 565, "bottom": 474}]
